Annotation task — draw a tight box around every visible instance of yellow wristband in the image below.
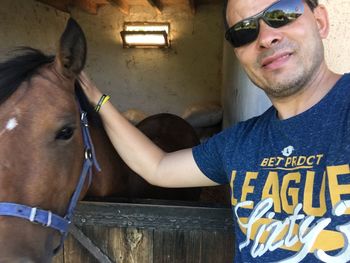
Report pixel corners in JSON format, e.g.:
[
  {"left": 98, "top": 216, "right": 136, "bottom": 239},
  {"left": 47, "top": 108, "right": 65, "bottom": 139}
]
[{"left": 94, "top": 94, "right": 110, "bottom": 112}]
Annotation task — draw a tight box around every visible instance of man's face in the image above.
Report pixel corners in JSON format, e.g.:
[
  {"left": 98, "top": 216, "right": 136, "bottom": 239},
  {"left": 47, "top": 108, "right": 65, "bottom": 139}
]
[{"left": 226, "top": 0, "right": 327, "bottom": 99}]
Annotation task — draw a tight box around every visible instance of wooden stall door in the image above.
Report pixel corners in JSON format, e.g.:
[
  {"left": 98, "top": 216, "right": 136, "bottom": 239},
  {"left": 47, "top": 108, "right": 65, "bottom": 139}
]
[{"left": 52, "top": 201, "right": 234, "bottom": 263}]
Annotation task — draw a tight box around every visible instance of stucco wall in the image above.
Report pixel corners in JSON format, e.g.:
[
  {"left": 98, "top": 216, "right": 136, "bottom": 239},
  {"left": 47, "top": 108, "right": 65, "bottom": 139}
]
[
  {"left": 321, "top": 0, "right": 350, "bottom": 74},
  {"left": 0, "top": 0, "right": 223, "bottom": 117},
  {"left": 1, "top": 0, "right": 349, "bottom": 122},
  {"left": 0, "top": 1, "right": 67, "bottom": 55},
  {"left": 222, "top": 0, "right": 350, "bottom": 127}
]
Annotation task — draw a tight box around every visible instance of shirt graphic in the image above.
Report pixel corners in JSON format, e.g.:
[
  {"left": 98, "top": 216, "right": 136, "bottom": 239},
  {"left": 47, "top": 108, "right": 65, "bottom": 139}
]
[{"left": 231, "top": 155, "right": 350, "bottom": 262}]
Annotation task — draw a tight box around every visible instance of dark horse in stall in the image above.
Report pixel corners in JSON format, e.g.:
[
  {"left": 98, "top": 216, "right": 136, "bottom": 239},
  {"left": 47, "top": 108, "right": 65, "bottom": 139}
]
[
  {"left": 82, "top": 102, "right": 202, "bottom": 200},
  {"left": 0, "top": 18, "right": 205, "bottom": 262}
]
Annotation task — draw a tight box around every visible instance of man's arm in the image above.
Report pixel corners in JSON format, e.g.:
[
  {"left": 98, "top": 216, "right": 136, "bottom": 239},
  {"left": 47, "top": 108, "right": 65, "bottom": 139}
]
[{"left": 79, "top": 72, "right": 218, "bottom": 188}]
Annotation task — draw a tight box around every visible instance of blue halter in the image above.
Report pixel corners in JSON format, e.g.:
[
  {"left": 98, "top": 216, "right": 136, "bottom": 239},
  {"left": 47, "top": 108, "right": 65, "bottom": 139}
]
[{"left": 0, "top": 104, "right": 101, "bottom": 253}]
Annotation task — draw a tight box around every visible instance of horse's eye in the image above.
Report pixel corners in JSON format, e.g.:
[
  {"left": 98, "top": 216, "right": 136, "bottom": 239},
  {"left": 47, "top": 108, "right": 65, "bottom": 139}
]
[{"left": 56, "top": 127, "right": 75, "bottom": 140}]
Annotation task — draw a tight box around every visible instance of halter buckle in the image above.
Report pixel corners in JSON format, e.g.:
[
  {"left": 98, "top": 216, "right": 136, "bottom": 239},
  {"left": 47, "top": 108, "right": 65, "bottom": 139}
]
[
  {"left": 84, "top": 148, "right": 92, "bottom": 160},
  {"left": 45, "top": 211, "right": 52, "bottom": 227},
  {"left": 80, "top": 111, "right": 89, "bottom": 127},
  {"left": 29, "top": 207, "right": 52, "bottom": 227}
]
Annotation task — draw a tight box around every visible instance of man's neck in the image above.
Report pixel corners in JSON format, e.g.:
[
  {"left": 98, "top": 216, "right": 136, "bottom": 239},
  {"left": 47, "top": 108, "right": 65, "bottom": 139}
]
[{"left": 270, "top": 66, "right": 341, "bottom": 120}]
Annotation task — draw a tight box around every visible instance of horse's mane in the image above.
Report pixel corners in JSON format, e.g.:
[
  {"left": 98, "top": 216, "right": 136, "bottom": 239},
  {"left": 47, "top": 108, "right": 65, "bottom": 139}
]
[
  {"left": 0, "top": 47, "right": 54, "bottom": 105},
  {"left": 0, "top": 47, "right": 102, "bottom": 126},
  {"left": 75, "top": 82, "right": 103, "bottom": 127}
]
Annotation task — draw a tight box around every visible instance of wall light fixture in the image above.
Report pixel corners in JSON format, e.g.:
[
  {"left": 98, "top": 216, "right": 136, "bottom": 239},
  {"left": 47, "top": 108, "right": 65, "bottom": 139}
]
[{"left": 120, "top": 22, "right": 170, "bottom": 48}]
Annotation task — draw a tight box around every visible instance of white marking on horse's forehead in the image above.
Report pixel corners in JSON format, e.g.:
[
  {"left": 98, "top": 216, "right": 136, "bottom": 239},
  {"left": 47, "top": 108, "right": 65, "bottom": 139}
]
[
  {"left": 0, "top": 117, "right": 19, "bottom": 139},
  {"left": 6, "top": 118, "right": 18, "bottom": 130}
]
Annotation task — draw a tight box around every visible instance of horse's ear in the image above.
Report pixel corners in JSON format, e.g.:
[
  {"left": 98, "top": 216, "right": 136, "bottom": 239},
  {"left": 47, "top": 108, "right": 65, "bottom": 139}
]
[{"left": 56, "top": 18, "right": 87, "bottom": 78}]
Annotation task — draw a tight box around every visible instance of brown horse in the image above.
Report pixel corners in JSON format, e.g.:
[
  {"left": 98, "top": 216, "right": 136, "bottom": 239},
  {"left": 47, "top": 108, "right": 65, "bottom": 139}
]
[
  {"left": 0, "top": 17, "right": 218, "bottom": 262},
  {"left": 0, "top": 18, "right": 90, "bottom": 262}
]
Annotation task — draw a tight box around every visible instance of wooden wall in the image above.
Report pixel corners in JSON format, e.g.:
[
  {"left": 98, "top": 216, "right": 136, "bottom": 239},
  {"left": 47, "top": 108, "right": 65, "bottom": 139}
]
[{"left": 52, "top": 201, "right": 234, "bottom": 263}]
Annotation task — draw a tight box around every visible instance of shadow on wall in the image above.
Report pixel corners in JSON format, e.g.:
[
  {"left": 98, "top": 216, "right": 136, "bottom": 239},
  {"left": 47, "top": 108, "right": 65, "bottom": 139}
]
[{"left": 222, "top": 41, "right": 271, "bottom": 127}]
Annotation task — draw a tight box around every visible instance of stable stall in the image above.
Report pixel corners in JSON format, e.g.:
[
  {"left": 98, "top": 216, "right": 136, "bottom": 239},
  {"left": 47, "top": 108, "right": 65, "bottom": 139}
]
[{"left": 53, "top": 200, "right": 234, "bottom": 262}]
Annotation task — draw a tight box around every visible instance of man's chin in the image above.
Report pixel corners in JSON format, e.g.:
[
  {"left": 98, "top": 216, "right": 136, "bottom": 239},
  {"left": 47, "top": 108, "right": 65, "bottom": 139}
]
[{"left": 263, "top": 80, "right": 305, "bottom": 98}]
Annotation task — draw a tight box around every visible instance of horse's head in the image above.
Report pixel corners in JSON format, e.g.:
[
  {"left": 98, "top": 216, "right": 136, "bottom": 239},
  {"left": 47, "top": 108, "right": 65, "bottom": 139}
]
[{"left": 0, "top": 18, "right": 90, "bottom": 262}]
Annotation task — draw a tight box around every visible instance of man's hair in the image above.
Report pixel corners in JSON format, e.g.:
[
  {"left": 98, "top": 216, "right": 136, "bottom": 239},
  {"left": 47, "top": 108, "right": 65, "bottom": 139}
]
[
  {"left": 306, "top": 0, "right": 319, "bottom": 10},
  {"left": 223, "top": 0, "right": 319, "bottom": 30}
]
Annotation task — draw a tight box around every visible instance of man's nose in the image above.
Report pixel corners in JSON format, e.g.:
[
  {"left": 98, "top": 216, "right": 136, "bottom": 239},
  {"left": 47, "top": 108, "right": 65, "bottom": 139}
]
[{"left": 256, "top": 20, "right": 283, "bottom": 49}]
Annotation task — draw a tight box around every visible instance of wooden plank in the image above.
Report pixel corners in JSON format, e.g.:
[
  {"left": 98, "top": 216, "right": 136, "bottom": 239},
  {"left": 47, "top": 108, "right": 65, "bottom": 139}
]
[
  {"left": 73, "top": 201, "right": 233, "bottom": 232},
  {"left": 64, "top": 232, "right": 100, "bottom": 263},
  {"left": 160, "top": 0, "right": 196, "bottom": 13},
  {"left": 61, "top": 201, "right": 234, "bottom": 262},
  {"left": 36, "top": 0, "right": 71, "bottom": 12},
  {"left": 189, "top": 0, "right": 196, "bottom": 14},
  {"left": 153, "top": 229, "right": 202, "bottom": 263},
  {"left": 64, "top": 226, "right": 116, "bottom": 263},
  {"left": 63, "top": 225, "right": 154, "bottom": 263},
  {"left": 114, "top": 228, "right": 153, "bottom": 263},
  {"left": 69, "top": 224, "right": 114, "bottom": 263},
  {"left": 52, "top": 249, "right": 64, "bottom": 263},
  {"left": 63, "top": 226, "right": 233, "bottom": 263},
  {"left": 200, "top": 230, "right": 234, "bottom": 262},
  {"left": 146, "top": 0, "right": 162, "bottom": 14},
  {"left": 74, "top": 0, "right": 109, "bottom": 14},
  {"left": 109, "top": 0, "right": 129, "bottom": 14}
]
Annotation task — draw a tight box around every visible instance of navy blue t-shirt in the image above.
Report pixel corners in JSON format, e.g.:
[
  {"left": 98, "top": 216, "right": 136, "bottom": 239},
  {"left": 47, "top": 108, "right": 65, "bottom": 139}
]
[{"left": 193, "top": 74, "right": 350, "bottom": 262}]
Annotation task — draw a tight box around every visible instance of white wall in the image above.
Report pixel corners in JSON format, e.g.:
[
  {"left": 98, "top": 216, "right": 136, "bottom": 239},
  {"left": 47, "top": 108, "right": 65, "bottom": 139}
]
[
  {"left": 321, "top": 0, "right": 350, "bottom": 74},
  {"left": 0, "top": 1, "right": 67, "bottom": 55},
  {"left": 0, "top": 0, "right": 224, "bottom": 117},
  {"left": 1, "top": 0, "right": 349, "bottom": 123},
  {"left": 222, "top": 0, "right": 350, "bottom": 127},
  {"left": 222, "top": 41, "right": 271, "bottom": 127},
  {"left": 71, "top": 4, "right": 224, "bottom": 116}
]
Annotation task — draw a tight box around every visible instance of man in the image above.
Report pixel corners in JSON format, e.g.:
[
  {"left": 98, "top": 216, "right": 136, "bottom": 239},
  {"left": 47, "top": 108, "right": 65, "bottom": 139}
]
[{"left": 79, "top": 0, "right": 350, "bottom": 261}]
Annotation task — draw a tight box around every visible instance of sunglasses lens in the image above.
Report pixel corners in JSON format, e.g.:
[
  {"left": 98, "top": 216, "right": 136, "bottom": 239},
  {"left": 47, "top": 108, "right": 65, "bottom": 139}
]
[
  {"left": 225, "top": 19, "right": 258, "bottom": 48},
  {"left": 225, "top": 0, "right": 304, "bottom": 47},
  {"left": 264, "top": 0, "right": 304, "bottom": 28}
]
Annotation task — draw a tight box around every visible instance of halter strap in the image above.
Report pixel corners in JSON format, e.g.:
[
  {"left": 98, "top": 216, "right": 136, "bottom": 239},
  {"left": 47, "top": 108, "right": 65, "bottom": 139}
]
[
  {"left": 65, "top": 109, "right": 101, "bottom": 223},
  {"left": 0, "top": 102, "right": 101, "bottom": 254},
  {"left": 0, "top": 203, "right": 69, "bottom": 232}
]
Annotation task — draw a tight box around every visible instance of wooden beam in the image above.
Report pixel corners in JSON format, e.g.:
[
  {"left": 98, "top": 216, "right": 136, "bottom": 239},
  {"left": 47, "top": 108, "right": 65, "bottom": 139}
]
[
  {"left": 159, "top": 0, "right": 196, "bottom": 14},
  {"left": 125, "top": 0, "right": 162, "bottom": 14},
  {"left": 36, "top": 0, "right": 71, "bottom": 13},
  {"left": 188, "top": 0, "right": 196, "bottom": 14},
  {"left": 74, "top": 201, "right": 233, "bottom": 231},
  {"left": 73, "top": 0, "right": 109, "bottom": 15},
  {"left": 109, "top": 0, "right": 129, "bottom": 15},
  {"left": 146, "top": 0, "right": 162, "bottom": 14}
]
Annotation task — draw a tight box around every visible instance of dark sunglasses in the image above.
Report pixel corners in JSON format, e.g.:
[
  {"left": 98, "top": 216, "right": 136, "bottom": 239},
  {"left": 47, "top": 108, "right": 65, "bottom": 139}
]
[{"left": 225, "top": 0, "right": 304, "bottom": 47}]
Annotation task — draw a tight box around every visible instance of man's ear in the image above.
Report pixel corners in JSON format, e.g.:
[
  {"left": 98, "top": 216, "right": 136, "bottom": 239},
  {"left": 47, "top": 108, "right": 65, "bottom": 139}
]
[
  {"left": 55, "top": 18, "right": 87, "bottom": 78},
  {"left": 313, "top": 5, "right": 330, "bottom": 39}
]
